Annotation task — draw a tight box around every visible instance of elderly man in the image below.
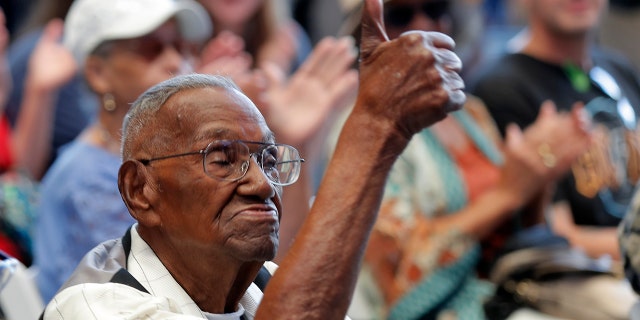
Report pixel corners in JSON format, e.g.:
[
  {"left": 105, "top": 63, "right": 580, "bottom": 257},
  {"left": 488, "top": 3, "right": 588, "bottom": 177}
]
[{"left": 41, "top": 0, "right": 466, "bottom": 318}]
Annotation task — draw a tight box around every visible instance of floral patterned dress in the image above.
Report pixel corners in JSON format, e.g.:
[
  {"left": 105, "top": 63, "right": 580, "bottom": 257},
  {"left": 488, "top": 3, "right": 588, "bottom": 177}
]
[{"left": 355, "top": 97, "right": 507, "bottom": 320}]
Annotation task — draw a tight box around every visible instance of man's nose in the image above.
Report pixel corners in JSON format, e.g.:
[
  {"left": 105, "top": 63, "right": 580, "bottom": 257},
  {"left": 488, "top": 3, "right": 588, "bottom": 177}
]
[{"left": 238, "top": 157, "right": 277, "bottom": 199}]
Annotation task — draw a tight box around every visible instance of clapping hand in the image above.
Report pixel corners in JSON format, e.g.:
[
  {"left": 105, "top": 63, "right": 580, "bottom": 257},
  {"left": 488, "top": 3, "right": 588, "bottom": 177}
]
[
  {"left": 261, "top": 36, "right": 359, "bottom": 147},
  {"left": 498, "top": 101, "right": 593, "bottom": 204},
  {"left": 27, "top": 19, "right": 77, "bottom": 93}
]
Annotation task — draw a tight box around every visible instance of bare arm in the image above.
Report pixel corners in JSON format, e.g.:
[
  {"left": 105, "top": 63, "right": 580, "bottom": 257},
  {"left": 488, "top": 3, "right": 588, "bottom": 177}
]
[
  {"left": 437, "top": 101, "right": 592, "bottom": 237},
  {"left": 256, "top": 0, "right": 464, "bottom": 318},
  {"left": 10, "top": 19, "right": 76, "bottom": 179},
  {"left": 551, "top": 201, "right": 621, "bottom": 260}
]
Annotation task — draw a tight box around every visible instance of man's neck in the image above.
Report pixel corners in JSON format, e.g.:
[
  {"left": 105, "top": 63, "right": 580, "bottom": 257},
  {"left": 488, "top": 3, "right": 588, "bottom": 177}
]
[{"left": 137, "top": 227, "right": 258, "bottom": 314}]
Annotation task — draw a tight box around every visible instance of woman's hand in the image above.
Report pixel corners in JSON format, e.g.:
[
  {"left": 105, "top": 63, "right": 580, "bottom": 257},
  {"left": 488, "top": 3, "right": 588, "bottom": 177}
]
[
  {"left": 498, "top": 101, "right": 593, "bottom": 206},
  {"left": 261, "top": 36, "right": 359, "bottom": 147}
]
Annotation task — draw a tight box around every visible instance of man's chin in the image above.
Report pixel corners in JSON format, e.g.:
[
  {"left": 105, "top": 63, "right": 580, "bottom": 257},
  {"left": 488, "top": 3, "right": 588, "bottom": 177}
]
[{"left": 245, "top": 236, "right": 278, "bottom": 261}]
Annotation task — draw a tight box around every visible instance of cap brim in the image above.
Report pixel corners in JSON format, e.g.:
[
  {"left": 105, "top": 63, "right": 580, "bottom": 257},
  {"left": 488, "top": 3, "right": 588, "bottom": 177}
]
[{"left": 173, "top": 0, "right": 213, "bottom": 42}]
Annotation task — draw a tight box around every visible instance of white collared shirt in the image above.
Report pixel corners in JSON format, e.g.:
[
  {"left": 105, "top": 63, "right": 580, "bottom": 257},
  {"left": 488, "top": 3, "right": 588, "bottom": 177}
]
[{"left": 44, "top": 225, "right": 266, "bottom": 320}]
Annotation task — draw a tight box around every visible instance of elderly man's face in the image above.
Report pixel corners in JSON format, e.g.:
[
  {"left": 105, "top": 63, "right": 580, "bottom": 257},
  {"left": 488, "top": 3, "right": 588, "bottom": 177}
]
[{"left": 149, "top": 86, "right": 283, "bottom": 262}]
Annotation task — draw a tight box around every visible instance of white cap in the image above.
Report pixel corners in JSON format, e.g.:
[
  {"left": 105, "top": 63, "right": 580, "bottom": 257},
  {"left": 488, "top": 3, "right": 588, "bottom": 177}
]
[{"left": 64, "top": 0, "right": 213, "bottom": 65}]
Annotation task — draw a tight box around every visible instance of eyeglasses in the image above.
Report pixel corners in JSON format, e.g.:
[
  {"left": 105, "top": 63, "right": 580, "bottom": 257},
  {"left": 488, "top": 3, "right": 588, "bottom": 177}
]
[
  {"left": 96, "top": 34, "right": 199, "bottom": 62},
  {"left": 0, "top": 250, "right": 17, "bottom": 292},
  {"left": 138, "top": 140, "right": 305, "bottom": 186},
  {"left": 384, "top": 0, "right": 450, "bottom": 28}
]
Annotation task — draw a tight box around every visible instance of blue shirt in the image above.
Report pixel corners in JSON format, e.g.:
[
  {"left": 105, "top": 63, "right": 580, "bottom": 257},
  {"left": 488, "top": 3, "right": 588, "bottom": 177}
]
[{"left": 34, "top": 140, "right": 134, "bottom": 303}]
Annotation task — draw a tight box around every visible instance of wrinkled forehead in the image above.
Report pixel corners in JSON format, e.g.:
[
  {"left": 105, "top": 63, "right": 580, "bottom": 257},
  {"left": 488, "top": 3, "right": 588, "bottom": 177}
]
[{"left": 160, "top": 87, "right": 273, "bottom": 145}]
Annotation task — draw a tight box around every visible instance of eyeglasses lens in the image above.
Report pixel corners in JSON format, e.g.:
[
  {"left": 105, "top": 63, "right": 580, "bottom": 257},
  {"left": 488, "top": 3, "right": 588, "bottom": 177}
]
[
  {"left": 121, "top": 35, "right": 197, "bottom": 61},
  {"left": 262, "top": 145, "right": 301, "bottom": 186},
  {"left": 204, "top": 140, "right": 245, "bottom": 181},
  {"left": 204, "top": 141, "right": 301, "bottom": 186}
]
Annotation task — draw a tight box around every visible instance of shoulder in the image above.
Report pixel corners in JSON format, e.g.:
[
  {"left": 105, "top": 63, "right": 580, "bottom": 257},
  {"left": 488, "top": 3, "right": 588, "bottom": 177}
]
[
  {"left": 469, "top": 53, "right": 555, "bottom": 90},
  {"left": 471, "top": 54, "right": 531, "bottom": 78},
  {"left": 592, "top": 47, "right": 640, "bottom": 84},
  {"left": 42, "top": 141, "right": 119, "bottom": 188},
  {"left": 592, "top": 47, "right": 637, "bottom": 70},
  {"left": 44, "top": 282, "right": 198, "bottom": 319},
  {"left": 41, "top": 141, "right": 99, "bottom": 178}
]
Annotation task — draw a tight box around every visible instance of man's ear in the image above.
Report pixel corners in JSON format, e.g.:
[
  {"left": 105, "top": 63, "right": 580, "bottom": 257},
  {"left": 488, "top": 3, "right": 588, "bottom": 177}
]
[
  {"left": 118, "top": 160, "right": 162, "bottom": 226},
  {"left": 84, "top": 55, "right": 111, "bottom": 94}
]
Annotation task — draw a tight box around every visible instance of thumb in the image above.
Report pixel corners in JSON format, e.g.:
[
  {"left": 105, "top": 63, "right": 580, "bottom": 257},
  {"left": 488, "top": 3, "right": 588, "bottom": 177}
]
[
  {"left": 260, "top": 61, "right": 286, "bottom": 88},
  {"left": 360, "top": 0, "right": 389, "bottom": 61},
  {"left": 536, "top": 100, "right": 558, "bottom": 121},
  {"left": 41, "top": 18, "right": 64, "bottom": 42},
  {"left": 570, "top": 101, "right": 592, "bottom": 134},
  {"left": 505, "top": 123, "right": 524, "bottom": 151}
]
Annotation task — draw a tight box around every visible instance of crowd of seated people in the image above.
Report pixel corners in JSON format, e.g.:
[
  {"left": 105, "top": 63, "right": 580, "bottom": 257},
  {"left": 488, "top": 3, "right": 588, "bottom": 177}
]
[{"left": 0, "top": 0, "right": 639, "bottom": 319}]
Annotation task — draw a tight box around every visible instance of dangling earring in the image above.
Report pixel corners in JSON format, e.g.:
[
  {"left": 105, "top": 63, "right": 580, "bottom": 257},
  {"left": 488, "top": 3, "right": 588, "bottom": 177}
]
[{"left": 103, "top": 93, "right": 116, "bottom": 112}]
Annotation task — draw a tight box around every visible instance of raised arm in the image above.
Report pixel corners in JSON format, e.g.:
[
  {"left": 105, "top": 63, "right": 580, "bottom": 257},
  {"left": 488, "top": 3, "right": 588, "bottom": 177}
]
[
  {"left": 10, "top": 19, "right": 76, "bottom": 179},
  {"left": 256, "top": 0, "right": 464, "bottom": 318}
]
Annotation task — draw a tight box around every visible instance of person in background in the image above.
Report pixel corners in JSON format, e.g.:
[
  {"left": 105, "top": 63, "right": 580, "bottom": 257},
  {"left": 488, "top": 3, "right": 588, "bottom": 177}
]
[
  {"left": 5, "top": 0, "right": 97, "bottom": 178},
  {"left": 326, "top": 0, "right": 593, "bottom": 318},
  {"left": 618, "top": 170, "right": 640, "bottom": 318},
  {"left": 42, "top": 0, "right": 473, "bottom": 318},
  {"left": 0, "top": 7, "right": 75, "bottom": 266},
  {"left": 599, "top": 0, "right": 640, "bottom": 70},
  {"left": 195, "top": 0, "right": 358, "bottom": 151},
  {"left": 33, "top": 0, "right": 213, "bottom": 303},
  {"left": 470, "top": 0, "right": 640, "bottom": 260},
  {"left": 197, "top": 0, "right": 310, "bottom": 74}
]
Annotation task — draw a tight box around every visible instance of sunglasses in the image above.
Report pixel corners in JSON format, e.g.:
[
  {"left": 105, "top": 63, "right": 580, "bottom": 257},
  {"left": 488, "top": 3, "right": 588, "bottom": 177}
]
[
  {"left": 384, "top": 0, "right": 450, "bottom": 28},
  {"left": 96, "top": 34, "right": 199, "bottom": 62}
]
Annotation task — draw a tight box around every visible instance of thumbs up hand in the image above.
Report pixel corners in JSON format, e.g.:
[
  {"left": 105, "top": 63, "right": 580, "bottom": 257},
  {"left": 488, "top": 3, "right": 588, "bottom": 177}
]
[{"left": 354, "top": 0, "right": 465, "bottom": 141}]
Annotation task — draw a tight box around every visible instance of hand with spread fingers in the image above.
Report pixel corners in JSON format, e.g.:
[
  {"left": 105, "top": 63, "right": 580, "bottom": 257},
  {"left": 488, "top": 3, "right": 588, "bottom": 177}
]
[
  {"left": 12, "top": 18, "right": 78, "bottom": 179},
  {"left": 198, "top": 31, "right": 254, "bottom": 80},
  {"left": 262, "top": 36, "right": 359, "bottom": 147},
  {"left": 498, "top": 101, "right": 593, "bottom": 207},
  {"left": 197, "top": 31, "right": 271, "bottom": 110},
  {"left": 26, "top": 19, "right": 77, "bottom": 96}
]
